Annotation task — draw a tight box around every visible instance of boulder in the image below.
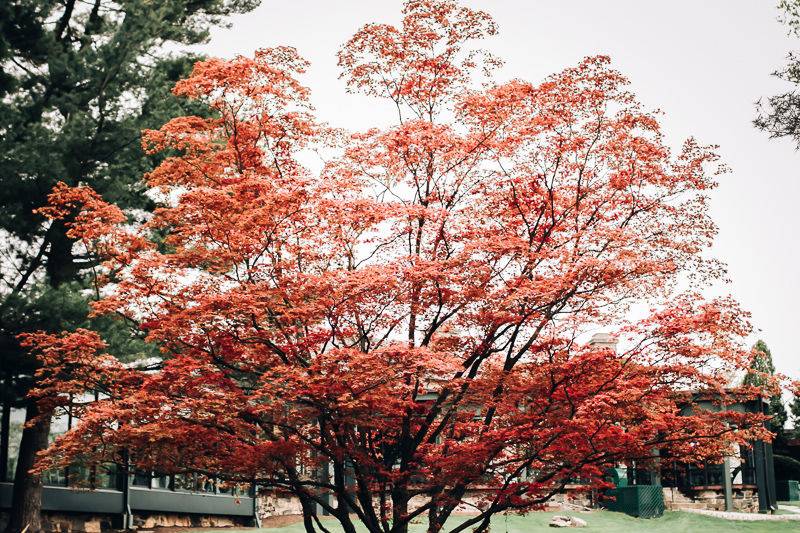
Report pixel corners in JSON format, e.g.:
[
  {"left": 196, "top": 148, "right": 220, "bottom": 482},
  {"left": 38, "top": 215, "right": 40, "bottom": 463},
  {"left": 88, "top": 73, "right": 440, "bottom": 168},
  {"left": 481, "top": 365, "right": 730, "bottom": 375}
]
[{"left": 549, "top": 515, "right": 587, "bottom": 528}]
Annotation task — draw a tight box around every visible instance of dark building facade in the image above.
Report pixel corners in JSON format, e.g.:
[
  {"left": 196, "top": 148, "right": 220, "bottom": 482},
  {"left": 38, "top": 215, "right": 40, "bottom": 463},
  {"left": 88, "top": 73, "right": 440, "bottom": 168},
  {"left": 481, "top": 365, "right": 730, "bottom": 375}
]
[{"left": 0, "top": 404, "right": 257, "bottom": 530}]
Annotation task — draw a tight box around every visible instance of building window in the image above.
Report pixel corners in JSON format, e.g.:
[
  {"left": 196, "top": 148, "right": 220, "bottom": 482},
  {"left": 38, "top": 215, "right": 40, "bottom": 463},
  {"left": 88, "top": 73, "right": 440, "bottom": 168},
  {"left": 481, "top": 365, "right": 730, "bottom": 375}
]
[
  {"left": 152, "top": 473, "right": 172, "bottom": 489},
  {"left": 174, "top": 472, "right": 198, "bottom": 492},
  {"left": 738, "top": 447, "right": 757, "bottom": 485},
  {"left": 95, "top": 463, "right": 118, "bottom": 489},
  {"left": 131, "top": 470, "right": 152, "bottom": 487},
  {"left": 4, "top": 407, "right": 25, "bottom": 482}
]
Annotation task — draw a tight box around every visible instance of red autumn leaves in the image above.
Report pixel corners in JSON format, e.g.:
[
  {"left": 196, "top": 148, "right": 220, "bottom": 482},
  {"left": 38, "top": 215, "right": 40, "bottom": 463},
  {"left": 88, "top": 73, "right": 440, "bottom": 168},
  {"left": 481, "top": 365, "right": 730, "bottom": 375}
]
[{"left": 26, "top": 1, "right": 773, "bottom": 531}]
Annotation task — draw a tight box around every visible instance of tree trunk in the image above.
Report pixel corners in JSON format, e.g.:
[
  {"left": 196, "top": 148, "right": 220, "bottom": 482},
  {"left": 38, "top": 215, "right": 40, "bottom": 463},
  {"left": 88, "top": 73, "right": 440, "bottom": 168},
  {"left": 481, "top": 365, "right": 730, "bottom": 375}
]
[
  {"left": 427, "top": 497, "right": 443, "bottom": 533},
  {"left": 392, "top": 488, "right": 409, "bottom": 533},
  {"left": 7, "top": 219, "right": 75, "bottom": 533},
  {"left": 45, "top": 222, "right": 77, "bottom": 288},
  {"left": 4, "top": 399, "right": 51, "bottom": 533}
]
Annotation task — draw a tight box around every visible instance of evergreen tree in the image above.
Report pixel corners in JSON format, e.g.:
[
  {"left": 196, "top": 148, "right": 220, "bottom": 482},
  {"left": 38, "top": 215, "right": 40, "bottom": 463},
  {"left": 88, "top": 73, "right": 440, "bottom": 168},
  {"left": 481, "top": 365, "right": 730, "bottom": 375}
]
[
  {"left": 755, "top": 0, "right": 800, "bottom": 144},
  {"left": 744, "top": 340, "right": 788, "bottom": 435},
  {"left": 0, "top": 1, "right": 260, "bottom": 531},
  {"left": 790, "top": 395, "right": 800, "bottom": 438}
]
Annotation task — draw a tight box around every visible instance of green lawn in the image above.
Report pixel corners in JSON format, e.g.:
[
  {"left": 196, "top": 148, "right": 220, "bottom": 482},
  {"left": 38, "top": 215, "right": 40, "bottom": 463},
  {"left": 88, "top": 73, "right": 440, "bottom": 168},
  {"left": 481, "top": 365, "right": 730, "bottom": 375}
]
[{"left": 223, "top": 511, "right": 799, "bottom": 532}]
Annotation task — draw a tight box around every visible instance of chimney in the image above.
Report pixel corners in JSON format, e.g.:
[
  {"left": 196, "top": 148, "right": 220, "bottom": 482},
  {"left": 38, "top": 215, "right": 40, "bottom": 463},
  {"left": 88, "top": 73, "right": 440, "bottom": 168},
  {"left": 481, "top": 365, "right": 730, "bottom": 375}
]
[{"left": 588, "top": 332, "right": 617, "bottom": 353}]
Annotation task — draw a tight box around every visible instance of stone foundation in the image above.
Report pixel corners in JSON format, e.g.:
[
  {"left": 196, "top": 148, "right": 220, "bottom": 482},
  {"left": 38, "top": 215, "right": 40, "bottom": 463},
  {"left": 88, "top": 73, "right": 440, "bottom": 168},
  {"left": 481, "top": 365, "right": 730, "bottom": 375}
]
[
  {"left": 0, "top": 511, "right": 248, "bottom": 533},
  {"left": 663, "top": 486, "right": 758, "bottom": 513},
  {"left": 133, "top": 513, "right": 242, "bottom": 528},
  {"left": 545, "top": 489, "right": 594, "bottom": 509},
  {"left": 43, "top": 514, "right": 114, "bottom": 533},
  {"left": 255, "top": 486, "right": 593, "bottom": 523},
  {"left": 257, "top": 490, "right": 304, "bottom": 521}
]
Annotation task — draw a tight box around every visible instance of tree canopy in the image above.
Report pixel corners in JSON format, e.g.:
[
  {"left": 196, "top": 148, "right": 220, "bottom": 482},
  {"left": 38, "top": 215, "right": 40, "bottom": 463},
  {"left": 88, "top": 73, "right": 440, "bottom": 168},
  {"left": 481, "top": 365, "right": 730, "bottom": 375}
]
[
  {"left": 744, "top": 340, "right": 788, "bottom": 434},
  {"left": 25, "top": 2, "right": 771, "bottom": 533}
]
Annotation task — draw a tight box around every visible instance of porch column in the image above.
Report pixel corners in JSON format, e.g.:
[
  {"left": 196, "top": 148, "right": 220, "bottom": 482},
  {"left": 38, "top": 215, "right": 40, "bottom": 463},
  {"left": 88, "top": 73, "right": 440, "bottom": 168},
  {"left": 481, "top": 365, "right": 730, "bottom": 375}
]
[
  {"left": 753, "top": 440, "right": 776, "bottom": 513},
  {"left": 721, "top": 457, "right": 733, "bottom": 511}
]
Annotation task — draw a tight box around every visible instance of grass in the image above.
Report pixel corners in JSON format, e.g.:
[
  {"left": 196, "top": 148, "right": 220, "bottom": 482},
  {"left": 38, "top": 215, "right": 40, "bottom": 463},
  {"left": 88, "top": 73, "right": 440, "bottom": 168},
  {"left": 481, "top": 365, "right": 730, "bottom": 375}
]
[{"left": 207, "top": 510, "right": 799, "bottom": 533}]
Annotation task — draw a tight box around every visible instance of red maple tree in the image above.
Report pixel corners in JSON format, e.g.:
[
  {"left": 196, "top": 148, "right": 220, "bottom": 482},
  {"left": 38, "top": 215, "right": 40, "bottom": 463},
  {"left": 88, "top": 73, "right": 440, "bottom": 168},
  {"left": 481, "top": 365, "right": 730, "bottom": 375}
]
[{"left": 26, "top": 2, "right": 772, "bottom": 532}]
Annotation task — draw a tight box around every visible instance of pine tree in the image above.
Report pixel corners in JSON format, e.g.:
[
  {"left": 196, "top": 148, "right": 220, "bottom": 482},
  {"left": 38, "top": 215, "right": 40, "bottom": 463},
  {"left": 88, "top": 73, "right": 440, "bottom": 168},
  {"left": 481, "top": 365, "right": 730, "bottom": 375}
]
[
  {"left": 0, "top": 1, "right": 260, "bottom": 531},
  {"left": 755, "top": 0, "right": 800, "bottom": 144},
  {"left": 744, "top": 340, "right": 788, "bottom": 435},
  {"left": 790, "top": 395, "right": 800, "bottom": 439}
]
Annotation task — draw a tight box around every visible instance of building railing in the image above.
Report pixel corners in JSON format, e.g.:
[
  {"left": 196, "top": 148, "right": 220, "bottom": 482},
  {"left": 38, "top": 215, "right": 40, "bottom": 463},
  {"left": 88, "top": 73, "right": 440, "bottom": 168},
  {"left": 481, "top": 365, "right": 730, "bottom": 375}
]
[{"left": 0, "top": 481, "right": 255, "bottom": 517}]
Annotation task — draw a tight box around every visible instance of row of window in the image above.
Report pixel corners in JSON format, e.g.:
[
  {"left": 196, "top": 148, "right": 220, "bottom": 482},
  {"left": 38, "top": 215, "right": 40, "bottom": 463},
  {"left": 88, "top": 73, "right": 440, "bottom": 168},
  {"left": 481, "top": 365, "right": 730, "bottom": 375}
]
[
  {"left": 659, "top": 447, "right": 758, "bottom": 488},
  {"left": 1, "top": 406, "right": 250, "bottom": 496}
]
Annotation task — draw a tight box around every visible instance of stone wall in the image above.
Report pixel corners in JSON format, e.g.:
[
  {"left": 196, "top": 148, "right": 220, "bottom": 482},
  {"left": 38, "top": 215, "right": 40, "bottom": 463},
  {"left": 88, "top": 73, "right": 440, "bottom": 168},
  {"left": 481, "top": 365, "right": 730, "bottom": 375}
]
[
  {"left": 663, "top": 486, "right": 759, "bottom": 513},
  {"left": 42, "top": 514, "right": 113, "bottom": 533},
  {"left": 691, "top": 488, "right": 758, "bottom": 513},
  {"left": 0, "top": 511, "right": 249, "bottom": 533},
  {"left": 257, "top": 490, "right": 304, "bottom": 521},
  {"left": 255, "top": 486, "right": 593, "bottom": 523},
  {"left": 133, "top": 512, "right": 243, "bottom": 529}
]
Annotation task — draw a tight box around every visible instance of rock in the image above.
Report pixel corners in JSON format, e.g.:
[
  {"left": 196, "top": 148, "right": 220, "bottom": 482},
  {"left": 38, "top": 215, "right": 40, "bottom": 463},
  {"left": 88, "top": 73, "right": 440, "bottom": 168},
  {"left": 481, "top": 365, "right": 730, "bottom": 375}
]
[
  {"left": 549, "top": 515, "right": 587, "bottom": 528},
  {"left": 83, "top": 521, "right": 103, "bottom": 533}
]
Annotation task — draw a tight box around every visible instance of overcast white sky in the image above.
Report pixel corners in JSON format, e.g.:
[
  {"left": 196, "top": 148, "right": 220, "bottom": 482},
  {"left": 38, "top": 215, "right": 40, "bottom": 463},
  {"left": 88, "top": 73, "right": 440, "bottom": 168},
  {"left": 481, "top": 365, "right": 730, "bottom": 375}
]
[{"left": 196, "top": 1, "right": 799, "bottom": 379}]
